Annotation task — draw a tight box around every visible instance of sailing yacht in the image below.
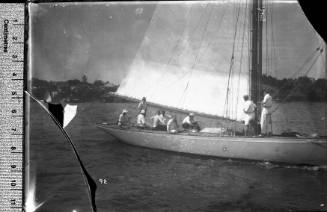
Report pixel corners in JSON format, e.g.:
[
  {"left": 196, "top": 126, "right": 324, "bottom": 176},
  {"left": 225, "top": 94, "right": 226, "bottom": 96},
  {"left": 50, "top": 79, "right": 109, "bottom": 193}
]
[{"left": 97, "top": 0, "right": 327, "bottom": 165}]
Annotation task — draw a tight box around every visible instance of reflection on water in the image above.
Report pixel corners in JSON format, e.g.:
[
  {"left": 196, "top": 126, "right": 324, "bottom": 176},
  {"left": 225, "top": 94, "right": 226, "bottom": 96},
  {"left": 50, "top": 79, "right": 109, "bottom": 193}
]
[{"left": 29, "top": 102, "right": 327, "bottom": 211}]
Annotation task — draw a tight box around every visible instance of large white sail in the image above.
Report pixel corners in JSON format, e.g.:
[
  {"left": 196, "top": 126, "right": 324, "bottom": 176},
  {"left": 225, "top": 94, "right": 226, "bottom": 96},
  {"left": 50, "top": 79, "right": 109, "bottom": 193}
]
[
  {"left": 117, "top": 1, "right": 250, "bottom": 120},
  {"left": 117, "top": 0, "right": 326, "bottom": 120}
]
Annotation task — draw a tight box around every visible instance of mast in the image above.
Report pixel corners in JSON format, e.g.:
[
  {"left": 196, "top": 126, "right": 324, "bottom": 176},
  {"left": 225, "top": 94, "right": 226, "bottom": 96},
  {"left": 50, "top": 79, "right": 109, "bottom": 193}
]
[{"left": 250, "top": 0, "right": 263, "bottom": 135}]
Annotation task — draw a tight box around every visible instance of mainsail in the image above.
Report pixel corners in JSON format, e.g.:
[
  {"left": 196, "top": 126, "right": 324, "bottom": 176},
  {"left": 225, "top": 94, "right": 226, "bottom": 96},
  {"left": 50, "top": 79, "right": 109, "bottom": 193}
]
[
  {"left": 117, "top": 0, "right": 326, "bottom": 121},
  {"left": 118, "top": 1, "right": 250, "bottom": 120}
]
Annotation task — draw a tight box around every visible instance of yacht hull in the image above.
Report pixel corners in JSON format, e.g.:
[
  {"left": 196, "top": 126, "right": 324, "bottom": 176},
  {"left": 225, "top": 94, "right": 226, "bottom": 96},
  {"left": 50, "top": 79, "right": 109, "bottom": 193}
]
[{"left": 97, "top": 124, "right": 327, "bottom": 165}]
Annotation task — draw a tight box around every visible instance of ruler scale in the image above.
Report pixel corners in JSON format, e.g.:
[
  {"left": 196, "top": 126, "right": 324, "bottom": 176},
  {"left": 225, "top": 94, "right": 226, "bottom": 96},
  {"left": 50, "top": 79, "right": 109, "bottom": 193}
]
[{"left": 0, "top": 4, "right": 25, "bottom": 212}]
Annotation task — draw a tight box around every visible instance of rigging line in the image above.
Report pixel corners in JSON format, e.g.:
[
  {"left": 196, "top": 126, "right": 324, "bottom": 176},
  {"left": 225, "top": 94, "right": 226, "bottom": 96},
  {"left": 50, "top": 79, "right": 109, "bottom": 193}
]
[
  {"left": 25, "top": 91, "right": 97, "bottom": 212},
  {"left": 269, "top": 46, "right": 321, "bottom": 102},
  {"left": 264, "top": 0, "right": 269, "bottom": 76},
  {"left": 223, "top": 1, "right": 242, "bottom": 118},
  {"left": 234, "top": 0, "right": 248, "bottom": 120},
  {"left": 232, "top": 0, "right": 246, "bottom": 118},
  {"left": 196, "top": 3, "right": 227, "bottom": 69},
  {"left": 148, "top": 3, "right": 209, "bottom": 99},
  {"left": 190, "top": 6, "right": 215, "bottom": 71},
  {"left": 190, "top": 3, "right": 210, "bottom": 38},
  {"left": 267, "top": 0, "right": 272, "bottom": 75},
  {"left": 130, "top": 4, "right": 160, "bottom": 95},
  {"left": 270, "top": 1, "right": 278, "bottom": 78},
  {"left": 147, "top": 5, "right": 195, "bottom": 98},
  {"left": 271, "top": 47, "right": 324, "bottom": 114},
  {"left": 232, "top": 0, "right": 248, "bottom": 131},
  {"left": 288, "top": 46, "right": 322, "bottom": 79},
  {"left": 179, "top": 5, "right": 214, "bottom": 107},
  {"left": 228, "top": 0, "right": 242, "bottom": 118}
]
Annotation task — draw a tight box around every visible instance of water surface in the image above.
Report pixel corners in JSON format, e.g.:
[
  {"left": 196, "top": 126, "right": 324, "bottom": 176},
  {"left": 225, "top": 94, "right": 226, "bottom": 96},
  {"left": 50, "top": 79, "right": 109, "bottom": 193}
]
[{"left": 29, "top": 102, "right": 327, "bottom": 211}]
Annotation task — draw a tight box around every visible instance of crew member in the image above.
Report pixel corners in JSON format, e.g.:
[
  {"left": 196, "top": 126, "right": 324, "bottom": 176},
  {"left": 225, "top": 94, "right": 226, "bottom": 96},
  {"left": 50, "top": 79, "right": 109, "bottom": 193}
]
[
  {"left": 159, "top": 110, "right": 168, "bottom": 125},
  {"left": 136, "top": 109, "right": 147, "bottom": 128},
  {"left": 182, "top": 113, "right": 200, "bottom": 132},
  {"left": 151, "top": 110, "right": 166, "bottom": 131},
  {"left": 242, "top": 95, "right": 256, "bottom": 136},
  {"left": 167, "top": 115, "right": 179, "bottom": 133},
  {"left": 118, "top": 109, "right": 130, "bottom": 127},
  {"left": 260, "top": 89, "right": 273, "bottom": 136},
  {"left": 138, "top": 97, "right": 147, "bottom": 115}
]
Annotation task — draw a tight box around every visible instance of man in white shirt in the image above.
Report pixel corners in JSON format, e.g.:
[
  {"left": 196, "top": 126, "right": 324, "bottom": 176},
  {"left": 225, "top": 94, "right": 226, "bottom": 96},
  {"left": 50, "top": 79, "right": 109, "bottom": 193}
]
[
  {"left": 136, "top": 109, "right": 147, "bottom": 128},
  {"left": 260, "top": 90, "right": 273, "bottom": 136},
  {"left": 242, "top": 95, "right": 256, "bottom": 136},
  {"left": 151, "top": 110, "right": 166, "bottom": 131},
  {"left": 159, "top": 110, "right": 168, "bottom": 125},
  {"left": 167, "top": 115, "right": 179, "bottom": 133},
  {"left": 182, "top": 113, "right": 200, "bottom": 132}
]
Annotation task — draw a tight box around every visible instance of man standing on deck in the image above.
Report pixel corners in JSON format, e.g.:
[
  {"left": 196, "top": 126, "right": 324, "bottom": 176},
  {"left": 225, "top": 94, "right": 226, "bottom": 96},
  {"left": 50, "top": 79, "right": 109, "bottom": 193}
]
[
  {"left": 138, "top": 97, "right": 147, "bottom": 115},
  {"left": 136, "top": 109, "right": 147, "bottom": 129},
  {"left": 242, "top": 95, "right": 256, "bottom": 136},
  {"left": 260, "top": 90, "right": 273, "bottom": 136}
]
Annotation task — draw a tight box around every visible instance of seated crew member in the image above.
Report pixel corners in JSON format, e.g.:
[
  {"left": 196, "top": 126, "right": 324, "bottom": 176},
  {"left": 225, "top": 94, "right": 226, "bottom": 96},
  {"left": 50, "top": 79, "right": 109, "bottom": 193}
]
[
  {"left": 182, "top": 113, "right": 200, "bottom": 132},
  {"left": 151, "top": 110, "right": 166, "bottom": 131},
  {"left": 167, "top": 115, "right": 179, "bottom": 133},
  {"left": 136, "top": 109, "right": 147, "bottom": 129},
  {"left": 159, "top": 110, "right": 168, "bottom": 125},
  {"left": 118, "top": 109, "right": 130, "bottom": 127},
  {"left": 242, "top": 95, "right": 256, "bottom": 136}
]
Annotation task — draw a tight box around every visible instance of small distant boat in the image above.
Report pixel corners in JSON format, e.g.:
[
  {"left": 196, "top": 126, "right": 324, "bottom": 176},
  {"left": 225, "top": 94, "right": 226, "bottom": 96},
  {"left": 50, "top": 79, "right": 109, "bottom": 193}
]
[{"left": 99, "top": 0, "right": 327, "bottom": 165}]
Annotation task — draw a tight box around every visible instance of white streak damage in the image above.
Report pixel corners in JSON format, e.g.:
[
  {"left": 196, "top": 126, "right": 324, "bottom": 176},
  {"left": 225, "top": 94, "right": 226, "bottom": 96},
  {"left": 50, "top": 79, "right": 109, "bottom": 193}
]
[
  {"left": 63, "top": 104, "right": 78, "bottom": 128},
  {"left": 25, "top": 179, "right": 44, "bottom": 212}
]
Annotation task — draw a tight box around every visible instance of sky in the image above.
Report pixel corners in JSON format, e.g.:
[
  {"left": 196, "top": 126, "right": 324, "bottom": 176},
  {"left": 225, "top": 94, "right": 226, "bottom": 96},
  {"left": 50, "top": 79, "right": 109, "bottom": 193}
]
[{"left": 29, "top": 0, "right": 326, "bottom": 84}]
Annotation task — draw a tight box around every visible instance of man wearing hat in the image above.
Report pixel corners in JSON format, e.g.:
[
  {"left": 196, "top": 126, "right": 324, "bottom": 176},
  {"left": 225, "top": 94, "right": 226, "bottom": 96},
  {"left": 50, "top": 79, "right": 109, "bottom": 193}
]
[
  {"left": 118, "top": 109, "right": 130, "bottom": 127},
  {"left": 182, "top": 113, "right": 200, "bottom": 132}
]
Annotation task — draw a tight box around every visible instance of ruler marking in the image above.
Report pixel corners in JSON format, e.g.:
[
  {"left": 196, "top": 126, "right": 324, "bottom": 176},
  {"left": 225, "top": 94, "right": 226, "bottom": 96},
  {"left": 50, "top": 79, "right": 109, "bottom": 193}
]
[
  {"left": 10, "top": 188, "right": 23, "bottom": 191},
  {"left": 1, "top": 4, "right": 25, "bottom": 211},
  {"left": 12, "top": 41, "right": 24, "bottom": 44},
  {"left": 12, "top": 96, "right": 23, "bottom": 99},
  {"left": 11, "top": 169, "right": 22, "bottom": 173},
  {"left": 12, "top": 115, "right": 23, "bottom": 118}
]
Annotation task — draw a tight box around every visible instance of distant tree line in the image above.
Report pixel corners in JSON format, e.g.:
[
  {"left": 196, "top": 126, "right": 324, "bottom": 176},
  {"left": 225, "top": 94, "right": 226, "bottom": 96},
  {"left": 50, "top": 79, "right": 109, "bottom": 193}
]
[
  {"left": 31, "top": 75, "right": 119, "bottom": 103},
  {"left": 31, "top": 74, "right": 327, "bottom": 103},
  {"left": 262, "top": 75, "right": 327, "bottom": 102}
]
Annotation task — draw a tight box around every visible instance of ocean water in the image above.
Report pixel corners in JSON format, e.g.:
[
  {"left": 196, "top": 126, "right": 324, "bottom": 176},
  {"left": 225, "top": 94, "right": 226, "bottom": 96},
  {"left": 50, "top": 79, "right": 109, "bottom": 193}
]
[{"left": 29, "top": 101, "right": 327, "bottom": 212}]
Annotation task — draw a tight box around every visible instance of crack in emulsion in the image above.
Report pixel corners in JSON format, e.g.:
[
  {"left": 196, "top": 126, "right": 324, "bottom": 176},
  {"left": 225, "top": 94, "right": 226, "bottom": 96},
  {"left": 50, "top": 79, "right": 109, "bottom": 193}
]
[{"left": 25, "top": 91, "right": 97, "bottom": 212}]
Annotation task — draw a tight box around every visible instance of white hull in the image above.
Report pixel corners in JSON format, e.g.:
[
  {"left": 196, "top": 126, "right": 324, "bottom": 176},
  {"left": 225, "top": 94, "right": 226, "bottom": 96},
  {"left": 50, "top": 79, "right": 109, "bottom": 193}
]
[{"left": 97, "top": 124, "right": 327, "bottom": 165}]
